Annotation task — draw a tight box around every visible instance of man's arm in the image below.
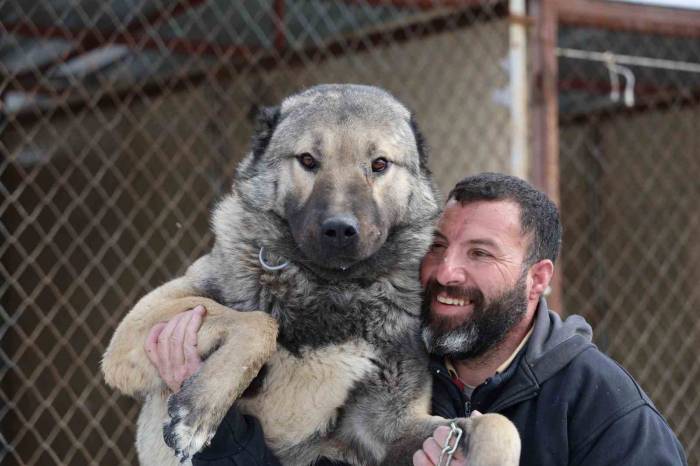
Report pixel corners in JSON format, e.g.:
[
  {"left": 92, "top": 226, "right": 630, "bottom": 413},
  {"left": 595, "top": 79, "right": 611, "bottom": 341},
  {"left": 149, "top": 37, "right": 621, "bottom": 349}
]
[{"left": 571, "top": 404, "right": 687, "bottom": 466}]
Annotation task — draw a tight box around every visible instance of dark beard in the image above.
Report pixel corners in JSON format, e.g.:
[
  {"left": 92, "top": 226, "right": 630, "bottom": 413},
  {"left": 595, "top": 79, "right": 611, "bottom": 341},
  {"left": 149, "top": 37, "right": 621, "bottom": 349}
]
[{"left": 420, "top": 272, "right": 528, "bottom": 360}]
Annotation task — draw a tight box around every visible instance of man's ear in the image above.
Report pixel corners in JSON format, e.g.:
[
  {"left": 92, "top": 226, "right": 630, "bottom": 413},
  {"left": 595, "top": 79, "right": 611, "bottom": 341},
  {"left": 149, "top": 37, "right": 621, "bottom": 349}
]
[
  {"left": 251, "top": 105, "right": 281, "bottom": 160},
  {"left": 528, "top": 259, "right": 554, "bottom": 301}
]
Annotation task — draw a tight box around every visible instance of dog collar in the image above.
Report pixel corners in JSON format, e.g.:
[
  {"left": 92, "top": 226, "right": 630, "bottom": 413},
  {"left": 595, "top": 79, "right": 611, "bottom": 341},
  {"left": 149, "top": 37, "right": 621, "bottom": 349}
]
[{"left": 258, "top": 247, "right": 289, "bottom": 271}]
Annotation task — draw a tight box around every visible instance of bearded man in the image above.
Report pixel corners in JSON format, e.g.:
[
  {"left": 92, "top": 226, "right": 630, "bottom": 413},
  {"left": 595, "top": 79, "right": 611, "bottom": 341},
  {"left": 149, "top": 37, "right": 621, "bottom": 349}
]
[
  {"left": 147, "top": 173, "right": 687, "bottom": 466},
  {"left": 414, "top": 173, "right": 685, "bottom": 466}
]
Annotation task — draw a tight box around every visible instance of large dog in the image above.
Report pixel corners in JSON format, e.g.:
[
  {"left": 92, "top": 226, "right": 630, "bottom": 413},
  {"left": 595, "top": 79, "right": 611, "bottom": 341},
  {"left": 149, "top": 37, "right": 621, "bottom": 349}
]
[{"left": 102, "top": 84, "right": 520, "bottom": 465}]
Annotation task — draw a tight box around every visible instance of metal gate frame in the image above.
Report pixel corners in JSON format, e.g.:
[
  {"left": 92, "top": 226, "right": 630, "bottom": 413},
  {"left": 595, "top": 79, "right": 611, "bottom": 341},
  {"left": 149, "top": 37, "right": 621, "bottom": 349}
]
[{"left": 529, "top": 0, "right": 700, "bottom": 311}]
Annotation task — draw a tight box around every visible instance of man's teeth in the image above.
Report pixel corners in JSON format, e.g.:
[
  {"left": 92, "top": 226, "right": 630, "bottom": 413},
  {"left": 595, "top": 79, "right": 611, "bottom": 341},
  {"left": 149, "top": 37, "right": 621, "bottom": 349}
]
[{"left": 437, "top": 295, "right": 468, "bottom": 306}]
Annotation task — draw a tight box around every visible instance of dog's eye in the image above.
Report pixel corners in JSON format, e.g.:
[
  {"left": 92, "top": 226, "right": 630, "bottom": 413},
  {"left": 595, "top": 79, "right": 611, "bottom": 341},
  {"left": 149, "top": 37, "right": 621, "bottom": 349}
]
[
  {"left": 297, "top": 153, "right": 318, "bottom": 171},
  {"left": 371, "top": 157, "right": 389, "bottom": 173}
]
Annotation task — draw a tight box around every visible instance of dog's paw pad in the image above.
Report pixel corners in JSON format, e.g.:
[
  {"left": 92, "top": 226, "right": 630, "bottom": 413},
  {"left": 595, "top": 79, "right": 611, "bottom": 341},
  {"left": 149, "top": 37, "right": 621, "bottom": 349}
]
[
  {"left": 163, "top": 392, "right": 217, "bottom": 461},
  {"left": 163, "top": 414, "right": 216, "bottom": 461}
]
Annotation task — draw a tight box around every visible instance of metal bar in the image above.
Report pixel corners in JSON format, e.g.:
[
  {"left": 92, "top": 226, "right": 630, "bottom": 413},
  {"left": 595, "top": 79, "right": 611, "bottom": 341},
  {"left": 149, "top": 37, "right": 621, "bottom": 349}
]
[
  {"left": 530, "top": 0, "right": 562, "bottom": 312},
  {"left": 6, "top": 0, "right": 208, "bottom": 54},
  {"left": 508, "top": 0, "right": 529, "bottom": 180},
  {"left": 557, "top": 47, "right": 700, "bottom": 74},
  {"left": 6, "top": 36, "right": 260, "bottom": 94},
  {"left": 339, "top": 0, "right": 502, "bottom": 10},
  {"left": 5, "top": 0, "right": 210, "bottom": 91},
  {"left": 4, "top": 21, "right": 259, "bottom": 59},
  {"left": 561, "top": 87, "right": 700, "bottom": 125},
  {"left": 126, "top": 0, "right": 210, "bottom": 34},
  {"left": 530, "top": 0, "right": 559, "bottom": 201},
  {"left": 559, "top": 77, "right": 678, "bottom": 97},
  {"left": 274, "top": 3, "right": 507, "bottom": 64},
  {"left": 273, "top": 0, "right": 286, "bottom": 51},
  {"left": 556, "top": 0, "right": 700, "bottom": 38},
  {"left": 7, "top": 5, "right": 508, "bottom": 122}
]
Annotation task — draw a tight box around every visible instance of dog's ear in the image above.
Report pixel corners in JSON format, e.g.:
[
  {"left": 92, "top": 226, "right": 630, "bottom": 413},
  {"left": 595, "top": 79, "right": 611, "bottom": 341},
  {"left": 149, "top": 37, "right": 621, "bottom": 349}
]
[
  {"left": 409, "top": 113, "right": 430, "bottom": 173},
  {"left": 252, "top": 106, "right": 281, "bottom": 160}
]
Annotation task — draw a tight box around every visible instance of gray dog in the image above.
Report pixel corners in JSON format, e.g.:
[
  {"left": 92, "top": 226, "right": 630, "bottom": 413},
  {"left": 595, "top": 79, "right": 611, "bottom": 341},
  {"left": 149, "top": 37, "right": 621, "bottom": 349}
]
[{"left": 102, "top": 84, "right": 520, "bottom": 466}]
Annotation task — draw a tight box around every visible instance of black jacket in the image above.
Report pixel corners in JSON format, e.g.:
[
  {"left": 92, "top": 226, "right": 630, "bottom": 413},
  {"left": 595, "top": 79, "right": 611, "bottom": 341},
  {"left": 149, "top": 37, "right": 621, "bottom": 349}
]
[
  {"left": 430, "top": 299, "right": 687, "bottom": 466},
  {"left": 194, "top": 299, "right": 687, "bottom": 465}
]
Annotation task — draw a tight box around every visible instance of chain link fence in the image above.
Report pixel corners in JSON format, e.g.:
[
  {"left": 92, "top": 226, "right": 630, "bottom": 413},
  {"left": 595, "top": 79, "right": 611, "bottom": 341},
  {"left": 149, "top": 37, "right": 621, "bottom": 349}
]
[
  {"left": 1, "top": 0, "right": 698, "bottom": 464},
  {"left": 1, "top": 1, "right": 511, "bottom": 464},
  {"left": 557, "top": 23, "right": 700, "bottom": 464}
]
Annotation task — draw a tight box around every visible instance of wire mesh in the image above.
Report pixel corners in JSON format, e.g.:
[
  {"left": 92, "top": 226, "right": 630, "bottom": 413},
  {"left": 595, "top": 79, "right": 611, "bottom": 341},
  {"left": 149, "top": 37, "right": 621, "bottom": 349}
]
[
  {"left": 1, "top": 1, "right": 510, "bottom": 464},
  {"left": 557, "top": 25, "right": 700, "bottom": 464},
  {"left": 1, "top": 1, "right": 697, "bottom": 464}
]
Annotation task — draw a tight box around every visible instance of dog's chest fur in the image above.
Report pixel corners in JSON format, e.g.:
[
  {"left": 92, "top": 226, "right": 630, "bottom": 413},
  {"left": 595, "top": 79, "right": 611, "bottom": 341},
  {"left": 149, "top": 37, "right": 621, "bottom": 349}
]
[
  {"left": 207, "top": 251, "right": 421, "bottom": 354},
  {"left": 201, "top": 248, "right": 424, "bottom": 463},
  {"left": 238, "top": 339, "right": 379, "bottom": 463}
]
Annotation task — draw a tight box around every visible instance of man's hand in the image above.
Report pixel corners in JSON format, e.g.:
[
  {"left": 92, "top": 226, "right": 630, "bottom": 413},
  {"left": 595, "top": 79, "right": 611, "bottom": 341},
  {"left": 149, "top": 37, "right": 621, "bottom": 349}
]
[
  {"left": 412, "top": 425, "right": 467, "bottom": 466},
  {"left": 144, "top": 305, "right": 206, "bottom": 392},
  {"left": 413, "top": 412, "right": 482, "bottom": 466}
]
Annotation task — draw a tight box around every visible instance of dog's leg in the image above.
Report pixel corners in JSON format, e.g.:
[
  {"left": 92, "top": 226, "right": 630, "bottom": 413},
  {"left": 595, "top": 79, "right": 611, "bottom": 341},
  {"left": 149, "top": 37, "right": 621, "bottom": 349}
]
[
  {"left": 380, "top": 414, "right": 520, "bottom": 466},
  {"left": 102, "top": 273, "right": 278, "bottom": 396},
  {"left": 102, "top": 275, "right": 206, "bottom": 396},
  {"left": 103, "top": 275, "right": 278, "bottom": 462},
  {"left": 137, "top": 392, "right": 190, "bottom": 466},
  {"left": 162, "top": 307, "right": 278, "bottom": 461}
]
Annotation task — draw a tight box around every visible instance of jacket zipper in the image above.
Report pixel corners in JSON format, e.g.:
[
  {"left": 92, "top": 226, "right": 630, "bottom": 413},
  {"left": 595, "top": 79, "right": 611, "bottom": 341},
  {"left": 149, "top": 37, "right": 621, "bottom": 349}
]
[{"left": 464, "top": 400, "right": 472, "bottom": 417}]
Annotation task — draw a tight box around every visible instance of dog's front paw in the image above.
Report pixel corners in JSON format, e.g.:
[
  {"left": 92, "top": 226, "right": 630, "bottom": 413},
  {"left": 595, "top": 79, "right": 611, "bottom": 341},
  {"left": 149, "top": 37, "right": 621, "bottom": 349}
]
[
  {"left": 462, "top": 414, "right": 520, "bottom": 466},
  {"left": 163, "top": 385, "right": 220, "bottom": 462}
]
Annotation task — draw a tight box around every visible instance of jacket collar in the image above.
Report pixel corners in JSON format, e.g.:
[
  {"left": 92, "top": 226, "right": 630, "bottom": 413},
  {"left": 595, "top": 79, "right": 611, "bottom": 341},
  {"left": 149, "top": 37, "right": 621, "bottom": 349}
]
[{"left": 524, "top": 298, "right": 594, "bottom": 383}]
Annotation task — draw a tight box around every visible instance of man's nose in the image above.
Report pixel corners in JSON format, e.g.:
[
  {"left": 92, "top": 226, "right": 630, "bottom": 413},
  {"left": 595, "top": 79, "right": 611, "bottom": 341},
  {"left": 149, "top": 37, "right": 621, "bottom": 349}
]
[{"left": 435, "top": 252, "right": 468, "bottom": 286}]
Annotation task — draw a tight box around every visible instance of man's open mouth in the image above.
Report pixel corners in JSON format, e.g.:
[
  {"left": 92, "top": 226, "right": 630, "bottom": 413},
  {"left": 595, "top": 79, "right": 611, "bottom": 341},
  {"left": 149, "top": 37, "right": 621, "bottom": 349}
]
[{"left": 436, "top": 295, "right": 472, "bottom": 307}]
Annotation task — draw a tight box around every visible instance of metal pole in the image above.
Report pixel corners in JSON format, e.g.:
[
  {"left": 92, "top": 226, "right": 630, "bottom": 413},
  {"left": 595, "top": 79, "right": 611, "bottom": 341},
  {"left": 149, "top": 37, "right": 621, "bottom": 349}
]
[
  {"left": 530, "top": 0, "right": 562, "bottom": 312},
  {"left": 509, "top": 0, "right": 529, "bottom": 179}
]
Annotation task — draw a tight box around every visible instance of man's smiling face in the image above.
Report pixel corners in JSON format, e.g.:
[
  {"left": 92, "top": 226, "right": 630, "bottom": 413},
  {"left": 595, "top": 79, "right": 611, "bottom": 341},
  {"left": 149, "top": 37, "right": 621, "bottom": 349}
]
[{"left": 419, "top": 199, "right": 532, "bottom": 359}]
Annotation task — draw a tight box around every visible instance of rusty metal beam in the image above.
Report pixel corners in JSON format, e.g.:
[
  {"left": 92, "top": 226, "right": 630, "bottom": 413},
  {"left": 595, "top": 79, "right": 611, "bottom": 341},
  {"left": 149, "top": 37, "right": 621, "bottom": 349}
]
[
  {"left": 556, "top": 0, "right": 700, "bottom": 38},
  {"left": 530, "top": 0, "right": 559, "bottom": 203},
  {"left": 4, "top": 21, "right": 259, "bottom": 59},
  {"left": 530, "top": 0, "right": 561, "bottom": 311},
  {"left": 5, "top": 31, "right": 260, "bottom": 95},
  {"left": 561, "top": 88, "right": 700, "bottom": 125},
  {"left": 340, "top": 0, "right": 501, "bottom": 9},
  {"left": 6, "top": 4, "right": 507, "bottom": 123},
  {"left": 559, "top": 77, "right": 680, "bottom": 98},
  {"left": 7, "top": 0, "right": 210, "bottom": 53},
  {"left": 127, "top": 0, "right": 210, "bottom": 34},
  {"left": 5, "top": 0, "right": 508, "bottom": 96},
  {"left": 273, "top": 0, "right": 286, "bottom": 51},
  {"left": 5, "top": 0, "right": 210, "bottom": 92}
]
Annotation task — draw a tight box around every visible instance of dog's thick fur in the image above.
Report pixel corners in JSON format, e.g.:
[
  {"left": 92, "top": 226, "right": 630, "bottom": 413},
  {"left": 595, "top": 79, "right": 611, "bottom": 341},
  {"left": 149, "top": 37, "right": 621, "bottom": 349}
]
[{"left": 102, "top": 84, "right": 521, "bottom": 466}]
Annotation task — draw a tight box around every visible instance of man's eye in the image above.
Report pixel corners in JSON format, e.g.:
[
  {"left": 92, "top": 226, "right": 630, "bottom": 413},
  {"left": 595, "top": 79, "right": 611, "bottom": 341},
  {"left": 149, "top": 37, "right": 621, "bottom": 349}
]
[
  {"left": 296, "top": 153, "right": 318, "bottom": 170},
  {"left": 430, "top": 243, "right": 446, "bottom": 252},
  {"left": 471, "top": 249, "right": 491, "bottom": 258}
]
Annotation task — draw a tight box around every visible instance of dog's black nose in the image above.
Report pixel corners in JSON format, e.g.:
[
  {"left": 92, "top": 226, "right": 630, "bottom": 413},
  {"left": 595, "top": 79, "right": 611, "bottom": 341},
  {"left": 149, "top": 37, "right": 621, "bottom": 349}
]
[{"left": 321, "top": 215, "right": 359, "bottom": 249}]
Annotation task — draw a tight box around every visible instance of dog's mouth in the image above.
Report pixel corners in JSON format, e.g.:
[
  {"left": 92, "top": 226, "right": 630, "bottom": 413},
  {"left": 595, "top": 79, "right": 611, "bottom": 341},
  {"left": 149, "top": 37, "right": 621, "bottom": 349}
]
[
  {"left": 293, "top": 230, "right": 387, "bottom": 273},
  {"left": 288, "top": 244, "right": 386, "bottom": 280},
  {"left": 304, "top": 251, "right": 366, "bottom": 273}
]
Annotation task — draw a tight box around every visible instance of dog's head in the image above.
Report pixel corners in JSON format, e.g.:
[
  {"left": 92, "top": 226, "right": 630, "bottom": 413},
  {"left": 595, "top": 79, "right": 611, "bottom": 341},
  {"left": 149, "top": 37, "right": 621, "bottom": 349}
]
[{"left": 225, "top": 84, "right": 439, "bottom": 276}]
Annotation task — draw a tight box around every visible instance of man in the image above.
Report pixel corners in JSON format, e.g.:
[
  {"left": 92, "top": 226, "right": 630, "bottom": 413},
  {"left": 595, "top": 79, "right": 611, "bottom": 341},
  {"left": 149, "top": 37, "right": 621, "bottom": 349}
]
[{"left": 147, "top": 173, "right": 687, "bottom": 465}]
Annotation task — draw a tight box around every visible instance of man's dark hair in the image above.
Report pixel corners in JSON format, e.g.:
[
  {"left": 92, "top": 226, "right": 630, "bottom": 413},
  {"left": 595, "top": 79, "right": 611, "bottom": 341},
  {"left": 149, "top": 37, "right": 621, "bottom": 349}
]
[{"left": 447, "top": 172, "right": 562, "bottom": 265}]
